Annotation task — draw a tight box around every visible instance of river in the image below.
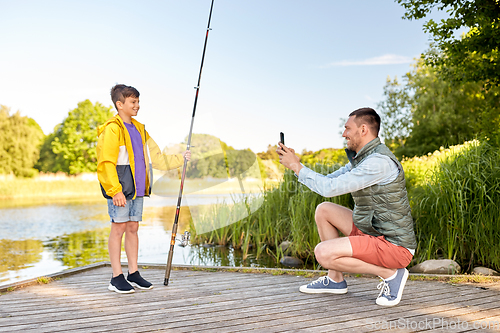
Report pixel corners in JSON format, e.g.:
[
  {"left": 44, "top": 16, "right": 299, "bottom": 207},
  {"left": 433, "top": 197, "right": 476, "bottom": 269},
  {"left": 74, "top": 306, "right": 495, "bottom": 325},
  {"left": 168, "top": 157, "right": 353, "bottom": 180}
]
[{"left": 0, "top": 194, "right": 278, "bottom": 287}]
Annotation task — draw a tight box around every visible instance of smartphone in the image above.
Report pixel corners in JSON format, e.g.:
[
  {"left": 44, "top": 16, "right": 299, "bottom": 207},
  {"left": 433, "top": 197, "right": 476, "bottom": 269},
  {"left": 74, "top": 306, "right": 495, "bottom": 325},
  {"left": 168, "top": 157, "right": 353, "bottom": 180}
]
[{"left": 280, "top": 132, "right": 285, "bottom": 146}]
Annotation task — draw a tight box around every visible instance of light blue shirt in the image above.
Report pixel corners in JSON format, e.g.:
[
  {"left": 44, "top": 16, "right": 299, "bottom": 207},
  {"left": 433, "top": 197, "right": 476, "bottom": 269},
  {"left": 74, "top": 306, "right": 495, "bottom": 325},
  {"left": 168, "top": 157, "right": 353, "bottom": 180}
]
[
  {"left": 297, "top": 153, "right": 415, "bottom": 253},
  {"left": 297, "top": 153, "right": 399, "bottom": 197}
]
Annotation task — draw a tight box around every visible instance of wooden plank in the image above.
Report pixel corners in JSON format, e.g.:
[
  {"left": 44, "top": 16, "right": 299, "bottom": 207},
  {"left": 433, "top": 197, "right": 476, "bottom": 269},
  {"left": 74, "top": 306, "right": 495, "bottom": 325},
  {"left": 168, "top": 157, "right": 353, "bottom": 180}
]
[
  {"left": 275, "top": 293, "right": 500, "bottom": 333},
  {"left": 32, "top": 286, "right": 486, "bottom": 331},
  {"left": 176, "top": 282, "right": 492, "bottom": 330},
  {"left": 0, "top": 262, "right": 107, "bottom": 293},
  {"left": 0, "top": 271, "right": 302, "bottom": 305},
  {"left": 0, "top": 280, "right": 306, "bottom": 325},
  {"left": 0, "top": 269, "right": 290, "bottom": 308},
  {"left": 182, "top": 293, "right": 499, "bottom": 333},
  {"left": 0, "top": 265, "right": 499, "bottom": 333}
]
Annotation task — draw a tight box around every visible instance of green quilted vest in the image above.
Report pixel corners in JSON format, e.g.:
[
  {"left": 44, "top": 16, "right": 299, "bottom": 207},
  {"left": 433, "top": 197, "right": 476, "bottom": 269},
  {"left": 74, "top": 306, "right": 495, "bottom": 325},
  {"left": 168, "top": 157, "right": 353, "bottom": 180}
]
[{"left": 345, "top": 137, "right": 417, "bottom": 249}]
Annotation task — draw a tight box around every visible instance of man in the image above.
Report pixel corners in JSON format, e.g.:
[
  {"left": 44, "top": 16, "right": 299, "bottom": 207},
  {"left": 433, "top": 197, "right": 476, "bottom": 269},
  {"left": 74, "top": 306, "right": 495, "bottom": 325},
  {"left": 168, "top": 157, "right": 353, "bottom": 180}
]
[{"left": 277, "top": 107, "right": 416, "bottom": 307}]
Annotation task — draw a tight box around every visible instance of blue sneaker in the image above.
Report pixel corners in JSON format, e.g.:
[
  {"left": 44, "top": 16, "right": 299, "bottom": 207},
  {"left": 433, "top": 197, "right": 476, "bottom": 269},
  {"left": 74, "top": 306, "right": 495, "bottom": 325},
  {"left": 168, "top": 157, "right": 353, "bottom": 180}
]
[
  {"left": 376, "top": 268, "right": 409, "bottom": 306},
  {"left": 299, "top": 276, "right": 348, "bottom": 294}
]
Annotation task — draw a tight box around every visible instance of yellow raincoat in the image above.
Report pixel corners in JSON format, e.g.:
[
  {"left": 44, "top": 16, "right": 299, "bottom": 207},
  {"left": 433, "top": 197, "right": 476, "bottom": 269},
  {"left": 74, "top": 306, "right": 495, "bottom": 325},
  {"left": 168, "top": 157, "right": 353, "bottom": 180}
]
[{"left": 96, "top": 115, "right": 183, "bottom": 199}]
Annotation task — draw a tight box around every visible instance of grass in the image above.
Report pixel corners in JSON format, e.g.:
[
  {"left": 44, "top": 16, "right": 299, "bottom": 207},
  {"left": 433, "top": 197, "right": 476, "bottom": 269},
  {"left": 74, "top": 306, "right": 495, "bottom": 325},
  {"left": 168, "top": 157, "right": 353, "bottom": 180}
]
[
  {"left": 408, "top": 140, "right": 500, "bottom": 273},
  {"left": 0, "top": 172, "right": 273, "bottom": 203},
  {"left": 409, "top": 273, "right": 500, "bottom": 285},
  {"left": 179, "top": 265, "right": 500, "bottom": 285},
  {"left": 36, "top": 276, "right": 52, "bottom": 284},
  {"left": 190, "top": 140, "right": 500, "bottom": 274},
  {"left": 190, "top": 162, "right": 353, "bottom": 266},
  {"left": 0, "top": 173, "right": 101, "bottom": 201},
  {"left": 176, "top": 265, "right": 321, "bottom": 279}
]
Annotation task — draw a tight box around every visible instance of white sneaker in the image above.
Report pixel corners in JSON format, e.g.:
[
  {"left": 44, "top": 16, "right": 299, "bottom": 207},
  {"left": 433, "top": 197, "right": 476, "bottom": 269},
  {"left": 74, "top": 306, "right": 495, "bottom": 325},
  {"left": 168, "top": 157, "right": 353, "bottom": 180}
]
[
  {"left": 376, "top": 268, "right": 409, "bottom": 306},
  {"left": 299, "top": 276, "right": 348, "bottom": 294}
]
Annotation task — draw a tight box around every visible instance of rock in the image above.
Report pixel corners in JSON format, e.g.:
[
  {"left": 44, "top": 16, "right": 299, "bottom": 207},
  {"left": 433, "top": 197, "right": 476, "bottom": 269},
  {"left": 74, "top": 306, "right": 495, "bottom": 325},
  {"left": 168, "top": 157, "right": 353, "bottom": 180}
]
[
  {"left": 279, "top": 241, "right": 292, "bottom": 253},
  {"left": 280, "top": 256, "right": 304, "bottom": 268},
  {"left": 409, "top": 259, "right": 461, "bottom": 274},
  {"left": 473, "top": 267, "right": 500, "bottom": 276}
]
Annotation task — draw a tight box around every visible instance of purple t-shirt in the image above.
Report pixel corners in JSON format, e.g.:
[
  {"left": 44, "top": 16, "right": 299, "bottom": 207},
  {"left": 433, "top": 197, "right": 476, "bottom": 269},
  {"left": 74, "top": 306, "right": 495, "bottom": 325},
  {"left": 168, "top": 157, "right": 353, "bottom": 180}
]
[{"left": 124, "top": 122, "right": 146, "bottom": 197}]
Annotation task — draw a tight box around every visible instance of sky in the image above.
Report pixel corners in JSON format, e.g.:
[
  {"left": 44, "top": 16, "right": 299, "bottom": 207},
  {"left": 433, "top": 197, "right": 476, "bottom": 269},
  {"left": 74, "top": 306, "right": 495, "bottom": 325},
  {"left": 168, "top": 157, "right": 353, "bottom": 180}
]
[{"left": 0, "top": 0, "right": 441, "bottom": 154}]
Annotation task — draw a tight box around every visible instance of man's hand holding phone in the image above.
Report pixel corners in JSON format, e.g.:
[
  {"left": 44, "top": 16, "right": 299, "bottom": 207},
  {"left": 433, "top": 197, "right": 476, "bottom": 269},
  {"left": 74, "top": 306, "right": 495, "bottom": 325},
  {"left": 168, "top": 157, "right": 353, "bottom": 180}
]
[{"left": 277, "top": 132, "right": 303, "bottom": 175}]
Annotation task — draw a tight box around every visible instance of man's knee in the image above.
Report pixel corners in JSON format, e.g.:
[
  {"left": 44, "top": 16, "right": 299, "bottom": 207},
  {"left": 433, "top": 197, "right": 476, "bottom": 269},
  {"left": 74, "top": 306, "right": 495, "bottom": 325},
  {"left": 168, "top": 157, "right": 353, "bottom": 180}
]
[
  {"left": 314, "top": 241, "right": 332, "bottom": 264},
  {"left": 315, "top": 202, "right": 330, "bottom": 221},
  {"left": 314, "top": 238, "right": 353, "bottom": 262}
]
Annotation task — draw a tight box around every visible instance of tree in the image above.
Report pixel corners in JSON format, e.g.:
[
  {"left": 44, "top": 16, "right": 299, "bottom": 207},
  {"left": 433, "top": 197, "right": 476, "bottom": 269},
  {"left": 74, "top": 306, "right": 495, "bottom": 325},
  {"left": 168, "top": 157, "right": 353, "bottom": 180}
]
[
  {"left": 397, "top": 0, "right": 500, "bottom": 86},
  {"left": 300, "top": 148, "right": 348, "bottom": 166},
  {"left": 162, "top": 133, "right": 265, "bottom": 179},
  {"left": 379, "top": 59, "right": 500, "bottom": 157},
  {"left": 377, "top": 76, "right": 413, "bottom": 152},
  {"left": 0, "top": 105, "right": 44, "bottom": 177},
  {"left": 257, "top": 145, "right": 280, "bottom": 161},
  {"left": 36, "top": 100, "right": 114, "bottom": 174}
]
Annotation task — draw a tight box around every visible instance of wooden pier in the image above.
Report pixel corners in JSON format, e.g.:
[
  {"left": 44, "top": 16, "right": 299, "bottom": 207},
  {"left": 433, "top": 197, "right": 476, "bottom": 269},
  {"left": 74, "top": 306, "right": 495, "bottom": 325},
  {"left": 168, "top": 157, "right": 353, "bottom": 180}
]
[{"left": 0, "top": 263, "right": 499, "bottom": 332}]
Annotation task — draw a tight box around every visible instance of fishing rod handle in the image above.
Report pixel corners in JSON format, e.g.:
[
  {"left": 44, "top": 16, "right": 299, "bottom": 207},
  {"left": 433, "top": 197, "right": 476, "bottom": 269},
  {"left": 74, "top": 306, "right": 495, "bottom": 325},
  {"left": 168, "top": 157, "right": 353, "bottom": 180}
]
[{"left": 164, "top": 222, "right": 178, "bottom": 285}]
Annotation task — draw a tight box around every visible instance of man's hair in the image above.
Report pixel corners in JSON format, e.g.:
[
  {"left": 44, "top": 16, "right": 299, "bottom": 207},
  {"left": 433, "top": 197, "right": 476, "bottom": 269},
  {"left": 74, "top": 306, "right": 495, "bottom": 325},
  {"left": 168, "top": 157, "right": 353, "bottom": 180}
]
[
  {"left": 349, "top": 107, "right": 381, "bottom": 136},
  {"left": 110, "top": 84, "right": 140, "bottom": 110}
]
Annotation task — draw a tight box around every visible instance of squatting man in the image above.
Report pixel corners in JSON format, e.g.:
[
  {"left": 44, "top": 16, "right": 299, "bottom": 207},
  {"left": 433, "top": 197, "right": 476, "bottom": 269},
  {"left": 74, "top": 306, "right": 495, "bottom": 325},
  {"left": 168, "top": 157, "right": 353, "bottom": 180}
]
[{"left": 277, "top": 107, "right": 416, "bottom": 306}]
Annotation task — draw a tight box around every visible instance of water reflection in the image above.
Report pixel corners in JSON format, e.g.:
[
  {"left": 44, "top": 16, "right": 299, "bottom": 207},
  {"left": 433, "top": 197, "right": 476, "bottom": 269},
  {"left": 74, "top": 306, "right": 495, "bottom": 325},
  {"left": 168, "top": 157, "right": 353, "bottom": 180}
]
[
  {"left": 45, "top": 228, "right": 110, "bottom": 268},
  {"left": 0, "top": 201, "right": 109, "bottom": 241},
  {"left": 0, "top": 195, "right": 279, "bottom": 287},
  {"left": 0, "top": 239, "right": 44, "bottom": 272},
  {"left": 187, "top": 245, "right": 278, "bottom": 268}
]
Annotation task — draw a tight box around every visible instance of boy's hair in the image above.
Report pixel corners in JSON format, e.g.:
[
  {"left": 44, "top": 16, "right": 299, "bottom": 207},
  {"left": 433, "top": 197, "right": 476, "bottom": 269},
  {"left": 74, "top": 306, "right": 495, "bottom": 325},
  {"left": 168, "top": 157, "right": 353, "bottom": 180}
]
[
  {"left": 110, "top": 84, "right": 140, "bottom": 110},
  {"left": 349, "top": 107, "right": 381, "bottom": 136}
]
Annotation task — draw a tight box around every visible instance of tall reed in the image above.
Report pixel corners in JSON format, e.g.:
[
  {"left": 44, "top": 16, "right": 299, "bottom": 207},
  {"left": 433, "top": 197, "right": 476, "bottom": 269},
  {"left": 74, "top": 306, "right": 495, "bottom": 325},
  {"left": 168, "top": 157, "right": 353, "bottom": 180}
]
[
  {"left": 411, "top": 140, "right": 500, "bottom": 272},
  {"left": 190, "top": 163, "right": 354, "bottom": 265},
  {"left": 191, "top": 140, "right": 500, "bottom": 272}
]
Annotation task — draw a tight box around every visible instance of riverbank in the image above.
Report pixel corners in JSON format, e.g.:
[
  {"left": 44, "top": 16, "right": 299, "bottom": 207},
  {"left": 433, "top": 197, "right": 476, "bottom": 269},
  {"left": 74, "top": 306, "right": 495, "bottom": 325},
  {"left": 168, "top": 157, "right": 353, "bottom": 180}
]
[
  {"left": 0, "top": 173, "right": 101, "bottom": 201},
  {"left": 0, "top": 172, "right": 278, "bottom": 201},
  {"left": 191, "top": 140, "right": 500, "bottom": 274}
]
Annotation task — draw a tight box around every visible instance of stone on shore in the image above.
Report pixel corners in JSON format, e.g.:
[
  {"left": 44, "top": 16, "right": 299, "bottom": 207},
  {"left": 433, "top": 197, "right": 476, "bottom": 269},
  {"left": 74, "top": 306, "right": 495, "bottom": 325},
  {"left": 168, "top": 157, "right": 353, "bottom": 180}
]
[
  {"left": 473, "top": 267, "right": 500, "bottom": 276},
  {"left": 279, "top": 241, "right": 292, "bottom": 253},
  {"left": 280, "top": 256, "right": 304, "bottom": 268},
  {"left": 409, "top": 259, "right": 461, "bottom": 274}
]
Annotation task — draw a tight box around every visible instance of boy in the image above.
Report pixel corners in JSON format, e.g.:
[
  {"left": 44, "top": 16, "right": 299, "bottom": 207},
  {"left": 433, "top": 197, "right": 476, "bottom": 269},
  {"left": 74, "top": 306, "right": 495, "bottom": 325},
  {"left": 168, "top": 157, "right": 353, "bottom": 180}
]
[{"left": 97, "top": 84, "right": 190, "bottom": 294}]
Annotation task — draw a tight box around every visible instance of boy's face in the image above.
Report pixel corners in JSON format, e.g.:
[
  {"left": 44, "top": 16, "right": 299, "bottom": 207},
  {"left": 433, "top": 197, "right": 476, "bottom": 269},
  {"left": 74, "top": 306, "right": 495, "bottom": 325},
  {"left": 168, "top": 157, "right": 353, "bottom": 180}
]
[{"left": 117, "top": 96, "right": 140, "bottom": 118}]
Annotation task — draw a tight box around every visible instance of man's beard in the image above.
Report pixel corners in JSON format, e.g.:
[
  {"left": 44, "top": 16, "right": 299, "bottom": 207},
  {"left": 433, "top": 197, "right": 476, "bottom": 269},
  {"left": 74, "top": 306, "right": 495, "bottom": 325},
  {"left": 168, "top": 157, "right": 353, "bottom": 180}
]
[{"left": 347, "top": 138, "right": 359, "bottom": 152}]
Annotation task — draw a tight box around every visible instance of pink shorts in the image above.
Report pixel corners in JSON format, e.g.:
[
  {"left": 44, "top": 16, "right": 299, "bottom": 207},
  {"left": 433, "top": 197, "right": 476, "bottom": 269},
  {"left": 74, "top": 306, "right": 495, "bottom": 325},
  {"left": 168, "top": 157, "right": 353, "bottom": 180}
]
[{"left": 348, "top": 223, "right": 413, "bottom": 269}]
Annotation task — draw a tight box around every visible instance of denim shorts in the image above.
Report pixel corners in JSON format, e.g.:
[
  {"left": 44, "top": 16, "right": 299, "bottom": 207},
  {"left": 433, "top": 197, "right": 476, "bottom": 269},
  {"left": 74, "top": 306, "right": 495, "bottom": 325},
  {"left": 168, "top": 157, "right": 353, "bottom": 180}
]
[{"left": 107, "top": 197, "right": 144, "bottom": 223}]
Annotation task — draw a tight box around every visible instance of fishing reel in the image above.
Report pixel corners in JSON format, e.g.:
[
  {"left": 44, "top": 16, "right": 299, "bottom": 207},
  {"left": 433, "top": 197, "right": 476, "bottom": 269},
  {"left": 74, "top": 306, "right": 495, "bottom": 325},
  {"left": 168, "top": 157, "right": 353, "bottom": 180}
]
[{"left": 177, "top": 231, "right": 191, "bottom": 247}]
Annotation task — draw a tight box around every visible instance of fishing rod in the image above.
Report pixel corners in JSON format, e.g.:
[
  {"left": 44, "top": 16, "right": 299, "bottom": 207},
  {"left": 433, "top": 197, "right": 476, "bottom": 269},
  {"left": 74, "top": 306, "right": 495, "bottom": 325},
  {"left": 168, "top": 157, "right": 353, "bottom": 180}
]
[{"left": 164, "top": 0, "right": 215, "bottom": 286}]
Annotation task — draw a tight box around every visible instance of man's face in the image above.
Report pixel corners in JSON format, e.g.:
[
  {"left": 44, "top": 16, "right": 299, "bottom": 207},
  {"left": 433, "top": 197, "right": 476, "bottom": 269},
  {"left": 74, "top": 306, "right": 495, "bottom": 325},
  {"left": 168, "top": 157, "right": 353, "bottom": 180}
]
[
  {"left": 118, "top": 96, "right": 140, "bottom": 118},
  {"left": 342, "top": 116, "right": 362, "bottom": 152}
]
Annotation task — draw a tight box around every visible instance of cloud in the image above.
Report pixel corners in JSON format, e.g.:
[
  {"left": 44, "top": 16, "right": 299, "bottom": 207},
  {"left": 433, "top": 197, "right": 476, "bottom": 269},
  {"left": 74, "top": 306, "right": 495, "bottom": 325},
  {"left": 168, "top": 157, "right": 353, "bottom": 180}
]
[{"left": 323, "top": 54, "right": 414, "bottom": 67}]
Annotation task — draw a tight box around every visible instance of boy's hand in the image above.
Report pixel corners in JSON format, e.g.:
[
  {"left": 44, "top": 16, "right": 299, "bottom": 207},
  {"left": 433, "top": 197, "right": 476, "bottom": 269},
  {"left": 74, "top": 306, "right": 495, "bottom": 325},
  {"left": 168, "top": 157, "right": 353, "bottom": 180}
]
[
  {"left": 277, "top": 142, "right": 303, "bottom": 175},
  {"left": 183, "top": 150, "right": 191, "bottom": 161},
  {"left": 113, "top": 192, "right": 126, "bottom": 207}
]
